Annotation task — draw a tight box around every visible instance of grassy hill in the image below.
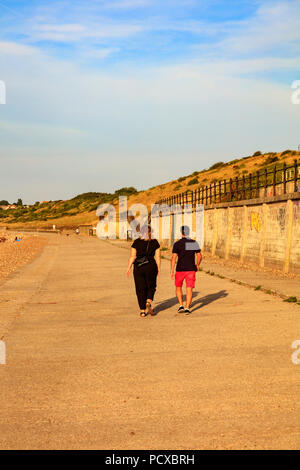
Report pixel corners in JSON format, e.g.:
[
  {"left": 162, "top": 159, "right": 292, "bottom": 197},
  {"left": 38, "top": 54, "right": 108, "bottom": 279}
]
[{"left": 1, "top": 149, "right": 299, "bottom": 230}]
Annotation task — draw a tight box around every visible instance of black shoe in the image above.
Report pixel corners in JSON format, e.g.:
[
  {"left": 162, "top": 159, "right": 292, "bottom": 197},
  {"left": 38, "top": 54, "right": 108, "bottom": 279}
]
[
  {"left": 185, "top": 308, "right": 191, "bottom": 315},
  {"left": 177, "top": 305, "right": 185, "bottom": 313}
]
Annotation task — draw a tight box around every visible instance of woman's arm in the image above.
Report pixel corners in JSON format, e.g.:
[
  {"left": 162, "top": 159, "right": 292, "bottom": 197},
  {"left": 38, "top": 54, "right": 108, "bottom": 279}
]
[
  {"left": 126, "top": 248, "right": 137, "bottom": 277},
  {"left": 154, "top": 248, "right": 161, "bottom": 274}
]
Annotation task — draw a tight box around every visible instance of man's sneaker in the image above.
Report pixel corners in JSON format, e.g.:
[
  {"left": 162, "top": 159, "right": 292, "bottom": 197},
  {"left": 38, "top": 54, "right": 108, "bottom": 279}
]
[
  {"left": 185, "top": 308, "right": 191, "bottom": 315},
  {"left": 177, "top": 305, "right": 185, "bottom": 313}
]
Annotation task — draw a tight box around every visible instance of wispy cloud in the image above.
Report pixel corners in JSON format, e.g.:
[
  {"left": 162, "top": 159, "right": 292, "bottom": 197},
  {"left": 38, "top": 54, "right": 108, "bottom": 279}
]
[
  {"left": 220, "top": 1, "right": 300, "bottom": 55},
  {"left": 103, "top": 0, "right": 151, "bottom": 9},
  {"left": 0, "top": 40, "right": 36, "bottom": 55}
]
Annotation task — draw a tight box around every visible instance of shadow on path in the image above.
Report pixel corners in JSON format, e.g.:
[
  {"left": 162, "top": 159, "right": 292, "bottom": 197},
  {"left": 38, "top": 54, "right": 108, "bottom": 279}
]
[
  {"left": 155, "top": 290, "right": 228, "bottom": 314},
  {"left": 190, "top": 290, "right": 228, "bottom": 312}
]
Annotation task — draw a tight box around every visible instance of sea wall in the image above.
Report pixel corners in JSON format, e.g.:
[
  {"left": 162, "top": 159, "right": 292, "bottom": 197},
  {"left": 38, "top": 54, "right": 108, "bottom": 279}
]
[{"left": 156, "top": 193, "right": 300, "bottom": 274}]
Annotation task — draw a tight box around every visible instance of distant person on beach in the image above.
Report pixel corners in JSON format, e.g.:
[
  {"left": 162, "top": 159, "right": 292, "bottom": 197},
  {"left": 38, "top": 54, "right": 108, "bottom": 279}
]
[
  {"left": 14, "top": 236, "right": 21, "bottom": 242},
  {"left": 126, "top": 224, "right": 161, "bottom": 317},
  {"left": 75, "top": 228, "right": 79, "bottom": 235},
  {"left": 171, "top": 226, "right": 202, "bottom": 315}
]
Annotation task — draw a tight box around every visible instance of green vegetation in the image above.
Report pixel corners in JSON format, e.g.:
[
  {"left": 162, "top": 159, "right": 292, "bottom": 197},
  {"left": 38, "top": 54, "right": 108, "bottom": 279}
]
[
  {"left": 252, "top": 151, "right": 262, "bottom": 157},
  {"left": 187, "top": 177, "right": 199, "bottom": 186},
  {"left": 114, "top": 187, "right": 138, "bottom": 197},
  {"left": 254, "top": 285, "right": 262, "bottom": 291},
  {"left": 283, "top": 296, "right": 298, "bottom": 303},
  {"left": 209, "top": 161, "right": 225, "bottom": 171},
  {"left": 263, "top": 155, "right": 279, "bottom": 165},
  {"left": 178, "top": 176, "right": 187, "bottom": 182},
  {"left": 3, "top": 187, "right": 138, "bottom": 225}
]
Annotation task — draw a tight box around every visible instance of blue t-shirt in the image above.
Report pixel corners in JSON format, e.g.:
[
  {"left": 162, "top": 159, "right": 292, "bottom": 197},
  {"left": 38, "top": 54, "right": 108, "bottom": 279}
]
[{"left": 172, "top": 238, "right": 201, "bottom": 272}]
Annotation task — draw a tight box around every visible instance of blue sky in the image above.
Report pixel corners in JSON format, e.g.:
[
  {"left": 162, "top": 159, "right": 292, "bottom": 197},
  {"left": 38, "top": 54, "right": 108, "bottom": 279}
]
[{"left": 0, "top": 0, "right": 299, "bottom": 203}]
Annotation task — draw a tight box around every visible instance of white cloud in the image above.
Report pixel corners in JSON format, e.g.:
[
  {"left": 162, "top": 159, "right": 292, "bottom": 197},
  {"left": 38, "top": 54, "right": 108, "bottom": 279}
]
[
  {"left": 83, "top": 47, "right": 120, "bottom": 59},
  {"left": 0, "top": 120, "right": 85, "bottom": 137},
  {"left": 103, "top": 0, "right": 151, "bottom": 8},
  {"left": 30, "top": 22, "right": 143, "bottom": 42},
  {"left": 0, "top": 41, "right": 36, "bottom": 55},
  {"left": 37, "top": 23, "right": 85, "bottom": 33},
  {"left": 188, "top": 57, "right": 300, "bottom": 76},
  {"left": 201, "top": 0, "right": 300, "bottom": 57}
]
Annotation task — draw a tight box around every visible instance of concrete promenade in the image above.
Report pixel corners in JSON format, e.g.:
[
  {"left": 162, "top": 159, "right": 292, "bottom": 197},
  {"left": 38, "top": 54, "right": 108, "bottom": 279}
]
[{"left": 0, "top": 234, "right": 299, "bottom": 449}]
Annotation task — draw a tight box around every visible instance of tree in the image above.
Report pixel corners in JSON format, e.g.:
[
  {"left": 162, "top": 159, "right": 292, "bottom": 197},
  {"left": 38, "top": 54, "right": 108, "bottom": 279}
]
[
  {"left": 16, "top": 198, "right": 23, "bottom": 206},
  {"left": 0, "top": 200, "right": 9, "bottom": 205}
]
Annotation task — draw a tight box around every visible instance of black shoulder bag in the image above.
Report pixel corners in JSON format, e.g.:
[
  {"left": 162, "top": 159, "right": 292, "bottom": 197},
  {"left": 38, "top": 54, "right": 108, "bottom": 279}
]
[{"left": 135, "top": 241, "right": 150, "bottom": 268}]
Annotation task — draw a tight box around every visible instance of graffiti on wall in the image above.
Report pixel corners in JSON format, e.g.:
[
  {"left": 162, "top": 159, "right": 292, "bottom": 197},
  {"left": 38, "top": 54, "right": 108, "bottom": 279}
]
[
  {"left": 250, "top": 212, "right": 262, "bottom": 232},
  {"left": 277, "top": 207, "right": 286, "bottom": 234},
  {"left": 293, "top": 200, "right": 300, "bottom": 221}
]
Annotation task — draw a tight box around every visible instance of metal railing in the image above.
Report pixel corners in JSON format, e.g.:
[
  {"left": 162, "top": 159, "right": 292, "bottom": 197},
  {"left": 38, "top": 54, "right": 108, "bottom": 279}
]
[{"left": 156, "top": 159, "right": 300, "bottom": 207}]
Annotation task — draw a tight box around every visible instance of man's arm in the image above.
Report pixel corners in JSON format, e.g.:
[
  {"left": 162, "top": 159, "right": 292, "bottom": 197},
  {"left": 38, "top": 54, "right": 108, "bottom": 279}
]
[
  {"left": 196, "top": 252, "right": 202, "bottom": 270},
  {"left": 171, "top": 253, "right": 177, "bottom": 279}
]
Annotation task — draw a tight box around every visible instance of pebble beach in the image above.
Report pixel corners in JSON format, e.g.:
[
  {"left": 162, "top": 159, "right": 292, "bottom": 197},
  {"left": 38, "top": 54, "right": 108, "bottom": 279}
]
[{"left": 0, "top": 232, "right": 47, "bottom": 282}]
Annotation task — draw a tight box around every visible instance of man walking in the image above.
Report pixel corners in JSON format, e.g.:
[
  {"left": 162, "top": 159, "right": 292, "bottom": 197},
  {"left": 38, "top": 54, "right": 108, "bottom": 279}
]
[{"left": 171, "top": 225, "right": 202, "bottom": 315}]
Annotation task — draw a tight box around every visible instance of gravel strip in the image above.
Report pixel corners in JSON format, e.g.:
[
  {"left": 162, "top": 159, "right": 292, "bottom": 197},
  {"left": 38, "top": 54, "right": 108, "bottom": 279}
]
[{"left": 0, "top": 233, "right": 47, "bottom": 283}]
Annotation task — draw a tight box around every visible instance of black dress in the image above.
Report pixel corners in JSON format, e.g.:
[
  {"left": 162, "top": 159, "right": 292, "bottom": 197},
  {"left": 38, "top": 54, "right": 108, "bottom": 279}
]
[{"left": 131, "top": 238, "right": 160, "bottom": 310}]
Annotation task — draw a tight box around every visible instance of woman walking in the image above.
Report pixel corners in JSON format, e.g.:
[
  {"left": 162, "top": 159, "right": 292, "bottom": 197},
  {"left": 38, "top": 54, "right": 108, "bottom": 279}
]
[{"left": 126, "top": 225, "right": 161, "bottom": 317}]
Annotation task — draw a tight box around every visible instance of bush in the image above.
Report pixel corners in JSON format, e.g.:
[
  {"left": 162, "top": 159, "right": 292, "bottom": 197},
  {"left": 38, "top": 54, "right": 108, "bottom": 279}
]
[
  {"left": 283, "top": 296, "right": 297, "bottom": 303},
  {"left": 253, "top": 151, "right": 262, "bottom": 157},
  {"left": 264, "top": 155, "right": 279, "bottom": 165},
  {"left": 208, "top": 161, "right": 225, "bottom": 171},
  {"left": 114, "top": 187, "right": 138, "bottom": 197},
  {"left": 188, "top": 177, "right": 199, "bottom": 186},
  {"left": 281, "top": 150, "right": 292, "bottom": 156},
  {"left": 178, "top": 176, "right": 187, "bottom": 182}
]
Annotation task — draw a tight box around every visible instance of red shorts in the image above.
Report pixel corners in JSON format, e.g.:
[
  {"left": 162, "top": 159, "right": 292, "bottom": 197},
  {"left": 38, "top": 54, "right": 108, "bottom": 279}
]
[{"left": 175, "top": 271, "right": 196, "bottom": 288}]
